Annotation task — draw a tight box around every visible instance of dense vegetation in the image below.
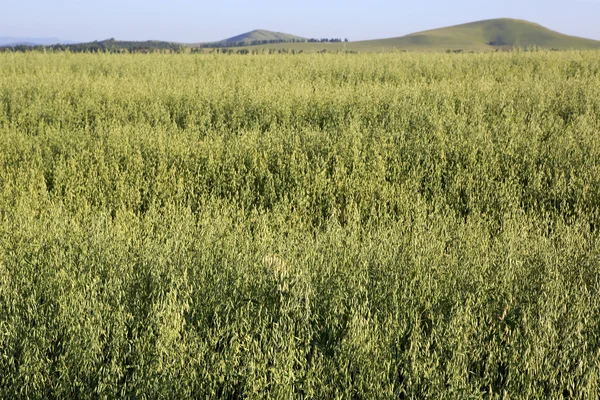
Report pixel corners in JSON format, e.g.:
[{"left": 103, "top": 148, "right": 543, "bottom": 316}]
[{"left": 0, "top": 51, "right": 599, "bottom": 398}]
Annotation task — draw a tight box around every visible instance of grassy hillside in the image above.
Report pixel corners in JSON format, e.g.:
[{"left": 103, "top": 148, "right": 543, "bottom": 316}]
[
  {"left": 351, "top": 18, "right": 600, "bottom": 52},
  {"left": 230, "top": 19, "right": 600, "bottom": 52},
  {"left": 190, "top": 29, "right": 307, "bottom": 49},
  {"left": 6, "top": 19, "right": 599, "bottom": 53},
  {"left": 220, "top": 29, "right": 305, "bottom": 44}
]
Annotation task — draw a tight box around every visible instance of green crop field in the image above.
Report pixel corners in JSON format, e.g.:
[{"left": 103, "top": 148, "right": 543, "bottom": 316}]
[{"left": 1, "top": 51, "right": 599, "bottom": 398}]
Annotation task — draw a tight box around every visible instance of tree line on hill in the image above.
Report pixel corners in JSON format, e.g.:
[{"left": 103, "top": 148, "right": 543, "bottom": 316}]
[{"left": 0, "top": 39, "right": 184, "bottom": 53}]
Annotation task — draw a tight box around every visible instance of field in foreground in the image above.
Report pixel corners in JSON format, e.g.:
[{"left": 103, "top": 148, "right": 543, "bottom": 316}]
[{"left": 0, "top": 51, "right": 599, "bottom": 398}]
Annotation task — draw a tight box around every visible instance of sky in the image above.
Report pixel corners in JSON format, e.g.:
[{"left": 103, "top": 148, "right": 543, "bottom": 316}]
[{"left": 2, "top": 0, "right": 600, "bottom": 43}]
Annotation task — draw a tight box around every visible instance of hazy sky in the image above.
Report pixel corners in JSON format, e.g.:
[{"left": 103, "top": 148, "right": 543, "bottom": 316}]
[{"left": 2, "top": 0, "right": 600, "bottom": 43}]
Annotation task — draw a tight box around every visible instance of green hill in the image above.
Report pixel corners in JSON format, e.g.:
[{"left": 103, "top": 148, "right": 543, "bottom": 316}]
[
  {"left": 5, "top": 19, "right": 600, "bottom": 54},
  {"left": 191, "top": 30, "right": 307, "bottom": 49},
  {"left": 350, "top": 18, "right": 600, "bottom": 52},
  {"left": 220, "top": 29, "right": 305, "bottom": 45},
  {"left": 227, "top": 19, "right": 600, "bottom": 53}
]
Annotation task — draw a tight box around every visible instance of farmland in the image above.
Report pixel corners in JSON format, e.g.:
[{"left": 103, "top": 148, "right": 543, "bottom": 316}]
[{"left": 0, "top": 51, "right": 600, "bottom": 397}]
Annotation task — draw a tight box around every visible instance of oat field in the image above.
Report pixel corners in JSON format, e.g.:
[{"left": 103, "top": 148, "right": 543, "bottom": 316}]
[{"left": 1, "top": 51, "right": 599, "bottom": 398}]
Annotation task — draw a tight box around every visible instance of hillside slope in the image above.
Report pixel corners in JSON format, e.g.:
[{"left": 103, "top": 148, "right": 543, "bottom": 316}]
[
  {"left": 350, "top": 18, "right": 600, "bottom": 51},
  {"left": 220, "top": 30, "right": 305, "bottom": 45}
]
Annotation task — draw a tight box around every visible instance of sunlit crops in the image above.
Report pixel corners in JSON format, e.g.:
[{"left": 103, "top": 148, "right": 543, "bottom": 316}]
[{"left": 1, "top": 51, "right": 599, "bottom": 398}]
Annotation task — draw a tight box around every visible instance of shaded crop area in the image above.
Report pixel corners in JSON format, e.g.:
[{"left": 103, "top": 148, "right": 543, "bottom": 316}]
[{"left": 0, "top": 51, "right": 600, "bottom": 398}]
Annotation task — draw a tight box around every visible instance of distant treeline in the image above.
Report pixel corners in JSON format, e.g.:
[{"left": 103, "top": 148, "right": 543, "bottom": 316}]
[{"left": 0, "top": 39, "right": 184, "bottom": 53}]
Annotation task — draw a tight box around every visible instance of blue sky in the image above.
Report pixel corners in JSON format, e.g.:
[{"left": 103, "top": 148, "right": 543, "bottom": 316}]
[{"left": 2, "top": 0, "right": 600, "bottom": 43}]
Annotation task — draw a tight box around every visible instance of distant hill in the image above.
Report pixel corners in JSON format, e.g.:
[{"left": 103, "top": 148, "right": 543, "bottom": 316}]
[
  {"left": 220, "top": 30, "right": 305, "bottom": 45},
  {"left": 3, "top": 19, "right": 600, "bottom": 53},
  {"left": 191, "top": 30, "right": 307, "bottom": 48},
  {"left": 0, "top": 36, "right": 75, "bottom": 46},
  {"left": 224, "top": 18, "right": 600, "bottom": 52},
  {"left": 349, "top": 18, "right": 600, "bottom": 52},
  {"left": 4, "top": 41, "right": 39, "bottom": 47}
]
